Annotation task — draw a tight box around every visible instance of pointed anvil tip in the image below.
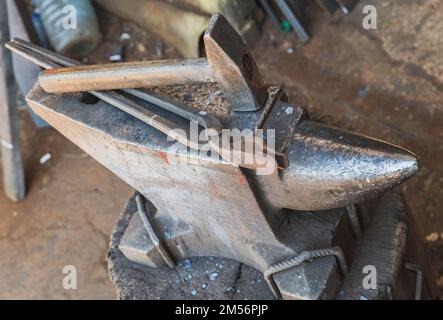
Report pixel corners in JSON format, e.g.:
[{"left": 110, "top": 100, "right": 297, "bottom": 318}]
[{"left": 283, "top": 121, "right": 420, "bottom": 209}]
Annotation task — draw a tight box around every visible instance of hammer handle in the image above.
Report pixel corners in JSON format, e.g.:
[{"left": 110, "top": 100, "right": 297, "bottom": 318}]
[{"left": 38, "top": 59, "right": 216, "bottom": 93}]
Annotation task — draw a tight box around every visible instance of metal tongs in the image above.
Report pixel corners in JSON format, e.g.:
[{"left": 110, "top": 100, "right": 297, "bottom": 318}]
[
  {"left": 7, "top": 38, "right": 286, "bottom": 170},
  {"left": 6, "top": 38, "right": 223, "bottom": 151}
]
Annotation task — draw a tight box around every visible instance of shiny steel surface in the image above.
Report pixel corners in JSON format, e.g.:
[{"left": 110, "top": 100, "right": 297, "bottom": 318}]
[{"left": 275, "top": 121, "right": 419, "bottom": 210}]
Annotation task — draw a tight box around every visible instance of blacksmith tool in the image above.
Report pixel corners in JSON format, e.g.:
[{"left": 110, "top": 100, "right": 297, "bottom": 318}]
[
  {"left": 8, "top": 38, "right": 223, "bottom": 135},
  {"left": 6, "top": 41, "right": 210, "bottom": 151},
  {"left": 37, "top": 14, "right": 268, "bottom": 112}
]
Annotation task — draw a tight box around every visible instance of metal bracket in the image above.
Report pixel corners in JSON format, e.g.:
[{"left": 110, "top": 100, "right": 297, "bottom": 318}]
[
  {"left": 346, "top": 204, "right": 362, "bottom": 239},
  {"left": 264, "top": 247, "right": 348, "bottom": 299},
  {"left": 405, "top": 263, "right": 423, "bottom": 300},
  {"left": 135, "top": 193, "right": 176, "bottom": 269}
]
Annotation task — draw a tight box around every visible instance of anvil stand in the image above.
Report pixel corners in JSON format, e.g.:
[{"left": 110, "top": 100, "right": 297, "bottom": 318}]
[{"left": 108, "top": 191, "right": 436, "bottom": 300}]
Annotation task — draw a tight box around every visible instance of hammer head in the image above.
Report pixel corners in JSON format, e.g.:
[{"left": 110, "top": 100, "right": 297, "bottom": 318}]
[{"left": 204, "top": 13, "right": 268, "bottom": 112}]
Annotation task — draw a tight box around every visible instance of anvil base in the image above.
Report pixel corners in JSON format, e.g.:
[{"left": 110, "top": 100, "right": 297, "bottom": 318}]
[{"left": 109, "top": 192, "right": 437, "bottom": 300}]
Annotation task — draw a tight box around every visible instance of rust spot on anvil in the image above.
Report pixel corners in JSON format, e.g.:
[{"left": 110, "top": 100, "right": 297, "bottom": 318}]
[{"left": 158, "top": 151, "right": 170, "bottom": 165}]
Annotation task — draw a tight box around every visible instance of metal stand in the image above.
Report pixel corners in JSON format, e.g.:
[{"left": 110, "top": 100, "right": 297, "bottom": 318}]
[{"left": 108, "top": 192, "right": 437, "bottom": 300}]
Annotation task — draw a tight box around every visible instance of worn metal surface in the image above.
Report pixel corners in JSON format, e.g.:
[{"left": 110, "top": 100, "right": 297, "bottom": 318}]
[
  {"left": 0, "top": 2, "right": 25, "bottom": 202},
  {"left": 38, "top": 14, "right": 268, "bottom": 112},
  {"left": 109, "top": 191, "right": 436, "bottom": 300},
  {"left": 25, "top": 81, "right": 419, "bottom": 209},
  {"left": 115, "top": 194, "right": 352, "bottom": 300}
]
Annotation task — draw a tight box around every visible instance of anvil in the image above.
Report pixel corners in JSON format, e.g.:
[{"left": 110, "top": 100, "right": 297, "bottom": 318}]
[{"left": 12, "top": 14, "right": 419, "bottom": 299}]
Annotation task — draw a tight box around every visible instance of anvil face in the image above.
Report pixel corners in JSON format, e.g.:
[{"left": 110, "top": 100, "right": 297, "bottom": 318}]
[{"left": 26, "top": 84, "right": 418, "bottom": 209}]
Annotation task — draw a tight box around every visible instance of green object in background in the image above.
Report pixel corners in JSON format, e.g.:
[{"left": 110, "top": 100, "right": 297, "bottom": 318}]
[{"left": 280, "top": 20, "right": 292, "bottom": 33}]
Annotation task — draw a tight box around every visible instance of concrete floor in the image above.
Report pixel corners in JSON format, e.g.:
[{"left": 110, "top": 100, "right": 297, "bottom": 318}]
[{"left": 0, "top": 0, "right": 442, "bottom": 299}]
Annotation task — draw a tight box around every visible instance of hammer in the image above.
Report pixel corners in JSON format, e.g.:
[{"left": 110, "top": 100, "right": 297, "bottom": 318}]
[{"left": 37, "top": 14, "right": 269, "bottom": 112}]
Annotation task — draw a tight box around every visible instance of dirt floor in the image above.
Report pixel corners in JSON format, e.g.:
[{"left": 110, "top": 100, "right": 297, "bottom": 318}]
[
  {"left": 0, "top": 0, "right": 442, "bottom": 299},
  {"left": 0, "top": 117, "right": 133, "bottom": 299}
]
